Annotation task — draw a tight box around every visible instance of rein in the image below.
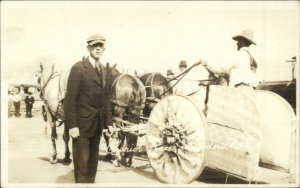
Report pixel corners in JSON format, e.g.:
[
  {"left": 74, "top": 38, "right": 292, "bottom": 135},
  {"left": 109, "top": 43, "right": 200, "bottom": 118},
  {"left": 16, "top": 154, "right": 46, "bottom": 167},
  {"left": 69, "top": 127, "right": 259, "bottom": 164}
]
[
  {"left": 39, "top": 65, "right": 62, "bottom": 126},
  {"left": 146, "top": 63, "right": 200, "bottom": 103},
  {"left": 40, "top": 66, "right": 59, "bottom": 97}
]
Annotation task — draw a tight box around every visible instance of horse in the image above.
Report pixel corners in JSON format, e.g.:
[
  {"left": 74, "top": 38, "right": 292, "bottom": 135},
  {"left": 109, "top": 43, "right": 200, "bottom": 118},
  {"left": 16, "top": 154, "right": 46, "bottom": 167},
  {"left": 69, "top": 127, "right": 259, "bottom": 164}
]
[
  {"left": 139, "top": 72, "right": 171, "bottom": 117},
  {"left": 37, "top": 62, "right": 71, "bottom": 164},
  {"left": 106, "top": 68, "right": 146, "bottom": 167}
]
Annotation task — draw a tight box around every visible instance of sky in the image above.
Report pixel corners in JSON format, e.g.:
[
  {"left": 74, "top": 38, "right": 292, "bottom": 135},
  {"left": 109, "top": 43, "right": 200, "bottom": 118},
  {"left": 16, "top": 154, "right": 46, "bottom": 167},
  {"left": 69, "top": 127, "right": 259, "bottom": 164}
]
[{"left": 1, "top": 1, "right": 299, "bottom": 85}]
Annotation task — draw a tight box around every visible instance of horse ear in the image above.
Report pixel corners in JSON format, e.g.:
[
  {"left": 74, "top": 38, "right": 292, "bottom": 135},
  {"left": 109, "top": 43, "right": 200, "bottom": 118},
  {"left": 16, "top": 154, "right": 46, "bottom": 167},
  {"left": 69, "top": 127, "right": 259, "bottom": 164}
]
[
  {"left": 82, "top": 56, "right": 85, "bottom": 61},
  {"left": 113, "top": 63, "right": 117, "bottom": 68},
  {"left": 106, "top": 62, "right": 109, "bottom": 69},
  {"left": 40, "top": 63, "right": 43, "bottom": 71}
]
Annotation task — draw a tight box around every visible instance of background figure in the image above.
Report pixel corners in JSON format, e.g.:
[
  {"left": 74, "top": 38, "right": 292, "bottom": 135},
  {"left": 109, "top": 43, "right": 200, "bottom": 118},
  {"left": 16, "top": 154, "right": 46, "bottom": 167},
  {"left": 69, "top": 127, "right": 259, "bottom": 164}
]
[
  {"left": 166, "top": 69, "right": 175, "bottom": 80},
  {"left": 25, "top": 92, "right": 35, "bottom": 118},
  {"left": 8, "top": 91, "right": 14, "bottom": 117},
  {"left": 178, "top": 60, "right": 187, "bottom": 73},
  {"left": 12, "top": 91, "right": 22, "bottom": 117}
]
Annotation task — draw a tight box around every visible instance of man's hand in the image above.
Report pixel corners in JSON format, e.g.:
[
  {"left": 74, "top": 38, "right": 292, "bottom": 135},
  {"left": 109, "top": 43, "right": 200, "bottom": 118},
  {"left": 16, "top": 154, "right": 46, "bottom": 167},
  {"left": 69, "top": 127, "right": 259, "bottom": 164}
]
[
  {"left": 106, "top": 125, "right": 118, "bottom": 139},
  {"left": 197, "top": 59, "right": 207, "bottom": 66},
  {"left": 108, "top": 125, "right": 114, "bottom": 134},
  {"left": 194, "top": 61, "right": 201, "bottom": 66},
  {"left": 69, "top": 127, "right": 80, "bottom": 138}
]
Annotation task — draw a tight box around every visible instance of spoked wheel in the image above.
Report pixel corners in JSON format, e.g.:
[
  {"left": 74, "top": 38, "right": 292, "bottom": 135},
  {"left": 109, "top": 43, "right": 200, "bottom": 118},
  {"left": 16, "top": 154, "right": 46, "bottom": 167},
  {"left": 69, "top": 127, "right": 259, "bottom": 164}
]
[{"left": 146, "top": 95, "right": 206, "bottom": 183}]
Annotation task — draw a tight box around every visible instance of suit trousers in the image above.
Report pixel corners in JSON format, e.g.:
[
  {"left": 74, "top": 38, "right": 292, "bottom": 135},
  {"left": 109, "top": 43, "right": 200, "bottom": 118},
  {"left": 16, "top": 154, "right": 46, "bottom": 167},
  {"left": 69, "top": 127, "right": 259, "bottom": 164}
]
[{"left": 72, "top": 130, "right": 101, "bottom": 183}]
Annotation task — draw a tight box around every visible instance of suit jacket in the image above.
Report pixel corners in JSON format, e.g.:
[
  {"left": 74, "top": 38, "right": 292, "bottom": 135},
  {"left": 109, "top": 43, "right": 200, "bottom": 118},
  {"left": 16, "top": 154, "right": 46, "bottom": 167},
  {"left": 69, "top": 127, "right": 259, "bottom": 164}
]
[
  {"left": 25, "top": 96, "right": 35, "bottom": 107},
  {"left": 64, "top": 57, "right": 112, "bottom": 137}
]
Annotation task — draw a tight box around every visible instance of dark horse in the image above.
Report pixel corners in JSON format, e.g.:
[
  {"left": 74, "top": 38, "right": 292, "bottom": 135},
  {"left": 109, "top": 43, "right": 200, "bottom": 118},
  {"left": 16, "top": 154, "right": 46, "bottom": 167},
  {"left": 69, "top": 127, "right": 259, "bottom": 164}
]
[
  {"left": 105, "top": 67, "right": 146, "bottom": 167},
  {"left": 139, "top": 72, "right": 171, "bottom": 117},
  {"left": 37, "top": 62, "right": 71, "bottom": 164}
]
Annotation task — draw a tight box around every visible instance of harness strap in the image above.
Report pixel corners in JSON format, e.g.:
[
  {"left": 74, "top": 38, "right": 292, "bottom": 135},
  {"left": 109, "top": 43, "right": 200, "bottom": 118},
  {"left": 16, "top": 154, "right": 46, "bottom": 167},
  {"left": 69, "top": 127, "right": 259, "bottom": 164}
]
[
  {"left": 187, "top": 89, "right": 201, "bottom": 96},
  {"left": 110, "top": 75, "right": 145, "bottom": 110},
  {"left": 150, "top": 72, "right": 156, "bottom": 98},
  {"left": 44, "top": 100, "right": 65, "bottom": 127},
  {"left": 111, "top": 99, "right": 129, "bottom": 108},
  {"left": 242, "top": 49, "right": 257, "bottom": 73},
  {"left": 203, "top": 84, "right": 210, "bottom": 116}
]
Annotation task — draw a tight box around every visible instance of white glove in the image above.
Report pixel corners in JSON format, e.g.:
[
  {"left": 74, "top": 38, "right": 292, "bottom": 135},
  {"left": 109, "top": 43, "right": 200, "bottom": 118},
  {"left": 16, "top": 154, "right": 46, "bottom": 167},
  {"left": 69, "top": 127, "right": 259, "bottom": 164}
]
[{"left": 69, "top": 127, "right": 80, "bottom": 138}]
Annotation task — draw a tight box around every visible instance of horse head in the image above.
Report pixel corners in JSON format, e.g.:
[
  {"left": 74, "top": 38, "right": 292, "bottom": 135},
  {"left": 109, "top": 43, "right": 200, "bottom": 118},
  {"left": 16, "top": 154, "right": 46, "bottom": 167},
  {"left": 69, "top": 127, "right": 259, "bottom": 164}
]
[
  {"left": 106, "top": 63, "right": 120, "bottom": 82},
  {"left": 37, "top": 62, "right": 57, "bottom": 99},
  {"left": 128, "top": 76, "right": 146, "bottom": 119},
  {"left": 111, "top": 74, "right": 146, "bottom": 123},
  {"left": 139, "top": 72, "right": 171, "bottom": 117}
]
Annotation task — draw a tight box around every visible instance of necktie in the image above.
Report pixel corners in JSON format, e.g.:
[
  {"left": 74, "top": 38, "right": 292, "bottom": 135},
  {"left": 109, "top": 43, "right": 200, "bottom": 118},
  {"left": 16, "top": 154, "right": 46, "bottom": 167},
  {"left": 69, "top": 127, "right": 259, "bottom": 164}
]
[
  {"left": 95, "top": 61, "right": 101, "bottom": 75},
  {"left": 95, "top": 61, "right": 103, "bottom": 85}
]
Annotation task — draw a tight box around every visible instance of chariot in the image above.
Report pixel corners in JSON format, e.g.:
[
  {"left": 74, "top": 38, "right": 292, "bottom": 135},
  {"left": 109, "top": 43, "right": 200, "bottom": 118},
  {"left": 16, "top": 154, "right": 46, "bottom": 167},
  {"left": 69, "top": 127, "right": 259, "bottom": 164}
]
[{"left": 110, "top": 67, "right": 296, "bottom": 184}]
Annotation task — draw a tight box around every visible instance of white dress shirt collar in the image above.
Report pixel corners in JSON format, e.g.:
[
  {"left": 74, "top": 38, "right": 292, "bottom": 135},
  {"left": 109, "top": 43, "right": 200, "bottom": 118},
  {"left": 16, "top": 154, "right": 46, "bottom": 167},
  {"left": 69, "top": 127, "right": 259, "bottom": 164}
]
[{"left": 88, "top": 56, "right": 98, "bottom": 68}]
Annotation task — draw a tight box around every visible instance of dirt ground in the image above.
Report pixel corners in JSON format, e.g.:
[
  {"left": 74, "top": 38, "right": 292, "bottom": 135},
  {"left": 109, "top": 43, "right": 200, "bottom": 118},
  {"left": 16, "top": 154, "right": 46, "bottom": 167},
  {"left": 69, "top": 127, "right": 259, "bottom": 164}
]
[{"left": 5, "top": 107, "right": 294, "bottom": 186}]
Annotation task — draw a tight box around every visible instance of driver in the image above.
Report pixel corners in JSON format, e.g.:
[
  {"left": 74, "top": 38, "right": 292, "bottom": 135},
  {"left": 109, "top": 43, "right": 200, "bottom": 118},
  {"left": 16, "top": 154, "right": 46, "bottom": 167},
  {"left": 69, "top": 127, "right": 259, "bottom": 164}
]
[{"left": 198, "top": 29, "right": 258, "bottom": 90}]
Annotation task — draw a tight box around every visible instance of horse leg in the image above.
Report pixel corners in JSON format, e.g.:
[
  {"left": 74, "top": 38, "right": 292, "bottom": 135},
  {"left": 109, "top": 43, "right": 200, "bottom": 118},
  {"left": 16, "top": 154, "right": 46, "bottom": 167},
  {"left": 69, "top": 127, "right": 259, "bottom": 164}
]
[
  {"left": 44, "top": 106, "right": 58, "bottom": 164},
  {"left": 103, "top": 133, "right": 113, "bottom": 161},
  {"left": 125, "top": 115, "right": 139, "bottom": 167},
  {"left": 49, "top": 121, "right": 58, "bottom": 164},
  {"left": 114, "top": 131, "right": 126, "bottom": 167},
  {"left": 42, "top": 105, "right": 48, "bottom": 135},
  {"left": 62, "top": 125, "right": 71, "bottom": 163},
  {"left": 125, "top": 132, "right": 138, "bottom": 167},
  {"left": 44, "top": 121, "right": 48, "bottom": 135}
]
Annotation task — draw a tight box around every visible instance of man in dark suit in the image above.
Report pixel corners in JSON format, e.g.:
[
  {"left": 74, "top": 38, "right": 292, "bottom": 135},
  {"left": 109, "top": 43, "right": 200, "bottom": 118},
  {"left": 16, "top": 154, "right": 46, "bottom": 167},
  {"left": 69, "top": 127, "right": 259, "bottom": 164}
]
[{"left": 64, "top": 34, "right": 113, "bottom": 183}]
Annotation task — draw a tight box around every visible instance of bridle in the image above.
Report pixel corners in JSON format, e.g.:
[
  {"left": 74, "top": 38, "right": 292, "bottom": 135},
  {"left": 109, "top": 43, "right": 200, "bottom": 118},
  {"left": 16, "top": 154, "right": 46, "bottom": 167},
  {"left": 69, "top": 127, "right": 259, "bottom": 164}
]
[{"left": 39, "top": 65, "right": 58, "bottom": 98}]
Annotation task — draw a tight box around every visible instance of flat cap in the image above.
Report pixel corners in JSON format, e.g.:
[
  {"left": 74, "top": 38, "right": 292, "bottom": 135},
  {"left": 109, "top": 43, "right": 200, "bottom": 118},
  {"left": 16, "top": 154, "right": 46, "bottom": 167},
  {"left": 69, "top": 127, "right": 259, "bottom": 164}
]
[{"left": 87, "top": 34, "right": 106, "bottom": 45}]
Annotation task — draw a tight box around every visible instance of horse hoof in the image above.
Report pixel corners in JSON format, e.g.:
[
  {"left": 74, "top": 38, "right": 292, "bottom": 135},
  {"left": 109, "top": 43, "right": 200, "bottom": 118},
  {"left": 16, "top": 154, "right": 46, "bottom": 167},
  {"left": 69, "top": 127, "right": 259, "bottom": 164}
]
[
  {"left": 105, "top": 154, "right": 113, "bottom": 161},
  {"left": 112, "top": 160, "right": 120, "bottom": 167},
  {"left": 49, "top": 157, "right": 57, "bottom": 164},
  {"left": 126, "top": 163, "right": 132, "bottom": 168},
  {"left": 63, "top": 158, "right": 72, "bottom": 164}
]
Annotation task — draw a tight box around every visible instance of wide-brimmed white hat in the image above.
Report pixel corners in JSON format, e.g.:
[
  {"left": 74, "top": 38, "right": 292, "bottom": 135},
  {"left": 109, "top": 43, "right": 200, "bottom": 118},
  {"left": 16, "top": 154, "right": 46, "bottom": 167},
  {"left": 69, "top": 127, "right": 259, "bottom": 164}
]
[{"left": 232, "top": 29, "right": 256, "bottom": 45}]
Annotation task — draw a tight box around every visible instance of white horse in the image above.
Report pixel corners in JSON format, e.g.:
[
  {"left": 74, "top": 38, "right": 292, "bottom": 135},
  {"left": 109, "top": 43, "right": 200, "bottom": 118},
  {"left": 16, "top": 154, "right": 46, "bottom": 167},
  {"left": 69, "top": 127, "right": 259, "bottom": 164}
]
[{"left": 37, "top": 62, "right": 71, "bottom": 164}]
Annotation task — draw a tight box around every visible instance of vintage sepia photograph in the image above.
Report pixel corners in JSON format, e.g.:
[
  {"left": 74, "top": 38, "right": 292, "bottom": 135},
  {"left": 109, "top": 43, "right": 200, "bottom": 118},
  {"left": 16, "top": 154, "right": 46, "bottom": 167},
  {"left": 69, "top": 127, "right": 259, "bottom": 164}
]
[{"left": 1, "top": 1, "right": 299, "bottom": 187}]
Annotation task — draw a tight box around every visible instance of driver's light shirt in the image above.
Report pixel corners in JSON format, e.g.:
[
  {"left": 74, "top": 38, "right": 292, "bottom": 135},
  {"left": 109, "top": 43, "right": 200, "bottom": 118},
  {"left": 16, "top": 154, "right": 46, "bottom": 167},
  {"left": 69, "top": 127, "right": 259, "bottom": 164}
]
[{"left": 204, "top": 47, "right": 257, "bottom": 87}]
